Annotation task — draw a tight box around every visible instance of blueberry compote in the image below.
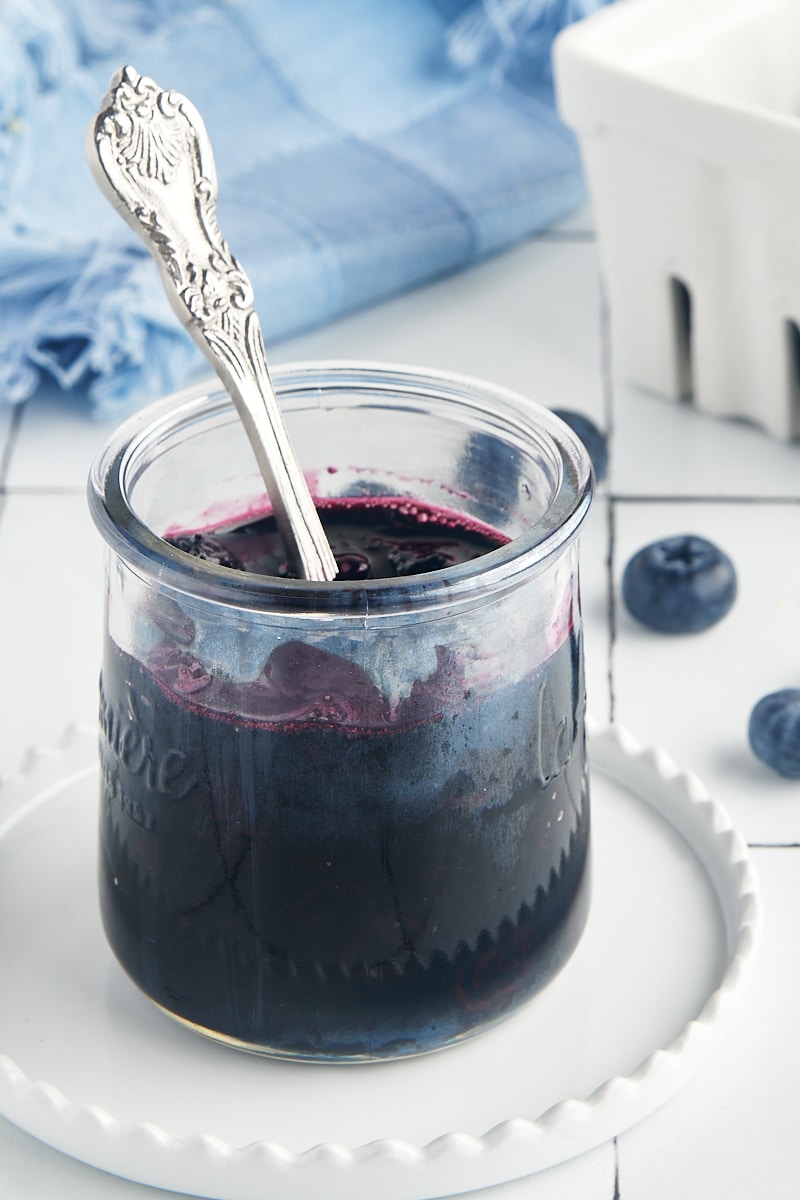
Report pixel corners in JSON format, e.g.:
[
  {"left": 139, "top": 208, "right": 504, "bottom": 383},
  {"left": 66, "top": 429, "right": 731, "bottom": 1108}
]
[
  {"left": 167, "top": 495, "right": 511, "bottom": 581},
  {"left": 99, "top": 498, "right": 590, "bottom": 1059}
]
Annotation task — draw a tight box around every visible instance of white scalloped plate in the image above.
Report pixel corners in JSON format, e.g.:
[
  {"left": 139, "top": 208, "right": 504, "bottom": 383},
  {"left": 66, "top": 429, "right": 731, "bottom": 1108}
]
[{"left": 0, "top": 722, "right": 760, "bottom": 1200}]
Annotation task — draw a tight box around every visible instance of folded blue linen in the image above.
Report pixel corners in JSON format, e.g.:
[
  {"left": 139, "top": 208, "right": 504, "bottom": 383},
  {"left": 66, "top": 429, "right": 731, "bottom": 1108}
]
[{"left": 0, "top": 0, "right": 612, "bottom": 416}]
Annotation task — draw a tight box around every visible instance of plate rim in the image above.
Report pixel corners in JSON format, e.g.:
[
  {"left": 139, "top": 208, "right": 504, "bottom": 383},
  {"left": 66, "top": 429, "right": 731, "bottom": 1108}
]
[{"left": 0, "top": 721, "right": 762, "bottom": 1199}]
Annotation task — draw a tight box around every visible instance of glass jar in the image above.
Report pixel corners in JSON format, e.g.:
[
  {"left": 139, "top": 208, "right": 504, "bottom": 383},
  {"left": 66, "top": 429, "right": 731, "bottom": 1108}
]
[{"left": 88, "top": 361, "right": 593, "bottom": 1061}]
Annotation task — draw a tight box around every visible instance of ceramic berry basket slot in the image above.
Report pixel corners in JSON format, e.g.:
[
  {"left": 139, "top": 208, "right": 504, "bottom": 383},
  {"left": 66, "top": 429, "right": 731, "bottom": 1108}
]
[{"left": 554, "top": 0, "right": 800, "bottom": 439}]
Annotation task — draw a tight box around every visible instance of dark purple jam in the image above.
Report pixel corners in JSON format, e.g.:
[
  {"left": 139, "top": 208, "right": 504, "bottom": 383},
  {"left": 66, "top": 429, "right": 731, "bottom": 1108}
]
[
  {"left": 99, "top": 500, "right": 589, "bottom": 1058},
  {"left": 166, "top": 495, "right": 511, "bottom": 581}
]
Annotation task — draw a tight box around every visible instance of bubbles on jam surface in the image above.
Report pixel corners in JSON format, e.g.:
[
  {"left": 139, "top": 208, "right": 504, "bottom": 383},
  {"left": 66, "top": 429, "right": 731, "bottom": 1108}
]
[{"left": 166, "top": 496, "right": 509, "bottom": 581}]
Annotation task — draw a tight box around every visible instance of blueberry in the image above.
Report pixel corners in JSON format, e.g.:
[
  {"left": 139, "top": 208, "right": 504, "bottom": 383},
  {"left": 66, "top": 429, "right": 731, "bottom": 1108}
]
[
  {"left": 748, "top": 690, "right": 800, "bottom": 778},
  {"left": 551, "top": 409, "right": 608, "bottom": 483},
  {"left": 622, "top": 534, "right": 736, "bottom": 633}
]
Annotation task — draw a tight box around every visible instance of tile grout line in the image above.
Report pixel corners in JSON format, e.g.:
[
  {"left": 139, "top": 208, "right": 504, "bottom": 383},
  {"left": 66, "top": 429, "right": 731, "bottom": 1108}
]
[
  {"left": 534, "top": 229, "right": 596, "bottom": 244},
  {"left": 610, "top": 493, "right": 800, "bottom": 505},
  {"left": 605, "top": 499, "right": 618, "bottom": 725},
  {"left": 0, "top": 404, "right": 27, "bottom": 487},
  {"left": 0, "top": 403, "right": 28, "bottom": 526},
  {"left": 598, "top": 267, "right": 618, "bottom": 725},
  {"left": 598, "top": 277, "right": 615, "bottom": 444},
  {"left": 748, "top": 842, "right": 800, "bottom": 849},
  {"left": 3, "top": 485, "right": 87, "bottom": 496}
]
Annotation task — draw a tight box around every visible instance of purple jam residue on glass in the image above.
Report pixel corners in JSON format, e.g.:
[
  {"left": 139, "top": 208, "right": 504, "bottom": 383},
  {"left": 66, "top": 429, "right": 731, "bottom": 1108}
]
[
  {"left": 141, "top": 639, "right": 465, "bottom": 732},
  {"left": 99, "top": 498, "right": 589, "bottom": 1058}
]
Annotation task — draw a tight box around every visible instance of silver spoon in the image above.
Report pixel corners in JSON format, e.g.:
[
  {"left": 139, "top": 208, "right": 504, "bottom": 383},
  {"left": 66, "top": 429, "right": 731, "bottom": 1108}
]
[{"left": 86, "top": 65, "right": 338, "bottom": 582}]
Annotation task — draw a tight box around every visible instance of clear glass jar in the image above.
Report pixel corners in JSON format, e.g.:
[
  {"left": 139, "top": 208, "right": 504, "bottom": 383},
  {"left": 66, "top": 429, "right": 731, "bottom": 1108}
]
[{"left": 88, "top": 361, "right": 593, "bottom": 1061}]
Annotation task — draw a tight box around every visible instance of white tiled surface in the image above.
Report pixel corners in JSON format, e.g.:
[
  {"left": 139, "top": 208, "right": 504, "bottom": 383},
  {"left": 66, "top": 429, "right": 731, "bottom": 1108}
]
[{"left": 1, "top": 205, "right": 799, "bottom": 1198}]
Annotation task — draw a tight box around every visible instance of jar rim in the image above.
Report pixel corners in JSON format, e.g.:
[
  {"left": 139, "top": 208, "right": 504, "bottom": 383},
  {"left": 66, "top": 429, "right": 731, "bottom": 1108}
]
[{"left": 87, "top": 360, "right": 593, "bottom": 617}]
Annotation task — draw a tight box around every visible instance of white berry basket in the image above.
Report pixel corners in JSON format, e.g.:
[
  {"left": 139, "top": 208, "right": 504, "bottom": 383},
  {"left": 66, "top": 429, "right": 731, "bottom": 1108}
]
[{"left": 554, "top": 0, "right": 800, "bottom": 440}]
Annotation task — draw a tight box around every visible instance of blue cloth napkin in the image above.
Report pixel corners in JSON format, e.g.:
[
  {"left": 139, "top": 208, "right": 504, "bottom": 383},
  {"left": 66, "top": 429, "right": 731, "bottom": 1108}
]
[{"left": 0, "top": 0, "right": 612, "bottom": 417}]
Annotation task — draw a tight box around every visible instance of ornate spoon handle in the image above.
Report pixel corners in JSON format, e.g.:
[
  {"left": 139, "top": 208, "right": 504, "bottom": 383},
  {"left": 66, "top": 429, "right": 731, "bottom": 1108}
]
[{"left": 87, "top": 66, "right": 338, "bottom": 582}]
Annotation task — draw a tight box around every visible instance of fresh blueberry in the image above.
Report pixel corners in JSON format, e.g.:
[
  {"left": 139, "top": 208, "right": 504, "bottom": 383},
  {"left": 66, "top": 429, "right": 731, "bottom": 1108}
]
[
  {"left": 748, "top": 690, "right": 800, "bottom": 778},
  {"left": 551, "top": 409, "right": 608, "bottom": 483},
  {"left": 622, "top": 535, "right": 736, "bottom": 633}
]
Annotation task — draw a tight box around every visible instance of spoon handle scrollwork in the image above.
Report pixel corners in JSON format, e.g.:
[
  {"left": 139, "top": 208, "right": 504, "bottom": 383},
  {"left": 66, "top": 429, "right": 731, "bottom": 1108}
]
[{"left": 87, "top": 65, "right": 338, "bottom": 582}]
